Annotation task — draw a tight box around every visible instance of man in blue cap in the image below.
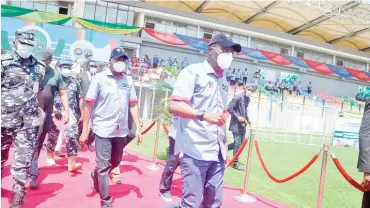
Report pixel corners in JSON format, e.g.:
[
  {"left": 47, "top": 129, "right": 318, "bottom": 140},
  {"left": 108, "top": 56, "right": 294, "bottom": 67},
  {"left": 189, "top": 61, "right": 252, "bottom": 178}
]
[
  {"left": 168, "top": 33, "right": 241, "bottom": 207},
  {"left": 79, "top": 47, "right": 143, "bottom": 208}
]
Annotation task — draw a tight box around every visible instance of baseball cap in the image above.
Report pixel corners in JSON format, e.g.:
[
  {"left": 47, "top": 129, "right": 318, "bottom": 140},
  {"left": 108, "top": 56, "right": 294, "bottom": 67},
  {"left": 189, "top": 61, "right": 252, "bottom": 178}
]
[
  {"left": 110, "top": 47, "right": 128, "bottom": 60},
  {"left": 37, "top": 48, "right": 53, "bottom": 61},
  {"left": 58, "top": 59, "right": 73, "bottom": 68},
  {"left": 209, "top": 33, "right": 241, "bottom": 53},
  {"left": 15, "top": 30, "right": 35, "bottom": 46}
]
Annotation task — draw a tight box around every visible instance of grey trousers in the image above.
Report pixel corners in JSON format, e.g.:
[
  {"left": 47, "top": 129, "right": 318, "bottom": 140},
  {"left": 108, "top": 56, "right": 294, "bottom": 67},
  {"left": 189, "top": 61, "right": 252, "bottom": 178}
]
[
  {"left": 167, "top": 152, "right": 225, "bottom": 208},
  {"left": 159, "top": 137, "right": 180, "bottom": 195},
  {"left": 93, "top": 135, "right": 127, "bottom": 207}
]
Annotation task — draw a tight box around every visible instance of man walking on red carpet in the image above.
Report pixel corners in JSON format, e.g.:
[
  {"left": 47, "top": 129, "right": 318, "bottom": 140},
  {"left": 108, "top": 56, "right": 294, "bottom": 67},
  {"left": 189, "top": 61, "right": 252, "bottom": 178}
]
[
  {"left": 168, "top": 33, "right": 241, "bottom": 207},
  {"left": 79, "top": 48, "right": 142, "bottom": 208}
]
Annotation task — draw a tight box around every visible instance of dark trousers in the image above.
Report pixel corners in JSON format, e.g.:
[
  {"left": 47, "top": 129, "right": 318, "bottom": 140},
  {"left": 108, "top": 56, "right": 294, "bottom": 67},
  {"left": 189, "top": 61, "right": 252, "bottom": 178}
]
[
  {"left": 230, "top": 133, "right": 245, "bottom": 164},
  {"left": 159, "top": 137, "right": 180, "bottom": 195},
  {"left": 93, "top": 134, "right": 126, "bottom": 206},
  {"left": 30, "top": 114, "right": 53, "bottom": 180},
  {"left": 1, "top": 126, "right": 39, "bottom": 207},
  {"left": 243, "top": 77, "right": 247, "bottom": 85},
  {"left": 363, "top": 191, "right": 370, "bottom": 208}
]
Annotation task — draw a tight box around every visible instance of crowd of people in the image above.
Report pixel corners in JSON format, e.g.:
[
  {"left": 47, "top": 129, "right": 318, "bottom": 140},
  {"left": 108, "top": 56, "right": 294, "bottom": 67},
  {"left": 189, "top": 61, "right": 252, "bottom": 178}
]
[{"left": 1, "top": 30, "right": 369, "bottom": 208}]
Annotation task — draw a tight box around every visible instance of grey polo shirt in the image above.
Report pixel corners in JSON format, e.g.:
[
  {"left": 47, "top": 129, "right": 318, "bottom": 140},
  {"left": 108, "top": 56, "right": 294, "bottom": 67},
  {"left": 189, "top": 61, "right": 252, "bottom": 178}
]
[
  {"left": 85, "top": 69, "right": 137, "bottom": 138},
  {"left": 171, "top": 61, "right": 229, "bottom": 161}
]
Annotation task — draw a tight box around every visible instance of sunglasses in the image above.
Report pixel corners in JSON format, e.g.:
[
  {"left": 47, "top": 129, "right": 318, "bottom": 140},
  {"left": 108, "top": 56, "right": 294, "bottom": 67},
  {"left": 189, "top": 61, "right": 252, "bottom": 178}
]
[{"left": 89, "top": 65, "right": 97, "bottom": 68}]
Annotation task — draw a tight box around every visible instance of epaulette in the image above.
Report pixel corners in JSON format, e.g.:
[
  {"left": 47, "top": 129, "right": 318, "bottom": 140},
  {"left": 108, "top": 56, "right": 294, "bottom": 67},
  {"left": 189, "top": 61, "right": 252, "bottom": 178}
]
[
  {"left": 33, "top": 56, "right": 46, "bottom": 78},
  {"left": 33, "top": 56, "right": 46, "bottom": 68},
  {"left": 1, "top": 52, "right": 15, "bottom": 67}
]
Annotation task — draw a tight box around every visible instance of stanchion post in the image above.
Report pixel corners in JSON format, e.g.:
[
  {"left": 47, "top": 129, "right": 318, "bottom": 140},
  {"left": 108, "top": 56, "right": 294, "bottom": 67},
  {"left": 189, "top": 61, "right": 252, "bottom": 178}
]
[
  {"left": 233, "top": 128, "right": 257, "bottom": 203},
  {"left": 316, "top": 144, "right": 329, "bottom": 208},
  {"left": 146, "top": 119, "right": 161, "bottom": 171}
]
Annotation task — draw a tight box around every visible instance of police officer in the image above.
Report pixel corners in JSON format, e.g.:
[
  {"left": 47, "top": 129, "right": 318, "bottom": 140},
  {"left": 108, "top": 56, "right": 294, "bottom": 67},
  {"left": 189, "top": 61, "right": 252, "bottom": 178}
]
[
  {"left": 29, "top": 48, "right": 69, "bottom": 188},
  {"left": 168, "top": 33, "right": 241, "bottom": 207},
  {"left": 45, "top": 60, "right": 84, "bottom": 171},
  {"left": 1, "top": 30, "right": 45, "bottom": 208}
]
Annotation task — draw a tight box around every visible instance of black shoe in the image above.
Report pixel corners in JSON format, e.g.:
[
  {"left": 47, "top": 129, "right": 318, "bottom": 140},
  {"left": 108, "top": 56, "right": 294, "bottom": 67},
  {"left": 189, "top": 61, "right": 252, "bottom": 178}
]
[
  {"left": 90, "top": 170, "right": 100, "bottom": 193},
  {"left": 232, "top": 164, "right": 244, "bottom": 171}
]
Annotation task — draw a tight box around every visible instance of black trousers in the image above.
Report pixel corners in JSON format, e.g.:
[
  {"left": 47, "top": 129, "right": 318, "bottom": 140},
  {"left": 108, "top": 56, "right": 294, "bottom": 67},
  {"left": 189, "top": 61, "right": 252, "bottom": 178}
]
[{"left": 363, "top": 191, "right": 370, "bottom": 208}]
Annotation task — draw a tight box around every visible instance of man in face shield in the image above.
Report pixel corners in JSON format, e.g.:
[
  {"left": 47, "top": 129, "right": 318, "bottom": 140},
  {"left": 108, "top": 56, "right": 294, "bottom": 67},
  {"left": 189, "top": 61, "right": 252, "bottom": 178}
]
[
  {"left": 77, "top": 59, "right": 98, "bottom": 151},
  {"left": 1, "top": 30, "right": 45, "bottom": 207},
  {"left": 168, "top": 33, "right": 241, "bottom": 208}
]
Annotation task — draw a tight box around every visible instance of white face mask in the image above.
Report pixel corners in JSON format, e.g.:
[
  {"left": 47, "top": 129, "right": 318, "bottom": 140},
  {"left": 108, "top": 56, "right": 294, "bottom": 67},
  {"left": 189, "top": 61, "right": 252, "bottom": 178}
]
[
  {"left": 89, "top": 67, "right": 97, "bottom": 74},
  {"left": 112, "top": 61, "right": 126, "bottom": 73},
  {"left": 217, "top": 53, "right": 233, "bottom": 69},
  {"left": 61, "top": 68, "right": 72, "bottom": 77},
  {"left": 245, "top": 91, "right": 252, "bottom": 97},
  {"left": 16, "top": 44, "right": 34, "bottom": 59}
]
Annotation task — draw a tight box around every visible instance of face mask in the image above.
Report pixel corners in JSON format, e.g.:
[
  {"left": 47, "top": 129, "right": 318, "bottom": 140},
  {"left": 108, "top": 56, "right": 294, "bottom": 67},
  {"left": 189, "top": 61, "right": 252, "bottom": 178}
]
[
  {"left": 245, "top": 91, "right": 252, "bottom": 97},
  {"left": 61, "top": 69, "right": 72, "bottom": 77},
  {"left": 217, "top": 53, "right": 233, "bottom": 69},
  {"left": 16, "top": 44, "right": 34, "bottom": 59},
  {"left": 112, "top": 61, "right": 126, "bottom": 73},
  {"left": 89, "top": 67, "right": 97, "bottom": 74}
]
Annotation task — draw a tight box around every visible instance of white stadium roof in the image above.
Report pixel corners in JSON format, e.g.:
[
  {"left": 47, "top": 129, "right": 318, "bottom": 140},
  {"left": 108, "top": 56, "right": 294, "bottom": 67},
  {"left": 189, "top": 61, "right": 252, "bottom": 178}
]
[{"left": 147, "top": 0, "right": 370, "bottom": 54}]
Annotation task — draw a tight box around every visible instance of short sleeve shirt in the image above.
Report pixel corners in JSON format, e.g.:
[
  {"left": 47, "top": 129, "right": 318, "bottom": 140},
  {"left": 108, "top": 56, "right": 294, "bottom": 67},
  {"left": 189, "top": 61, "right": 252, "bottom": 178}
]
[
  {"left": 42, "top": 67, "right": 67, "bottom": 114},
  {"left": 86, "top": 69, "right": 137, "bottom": 138},
  {"left": 171, "top": 61, "right": 229, "bottom": 161}
]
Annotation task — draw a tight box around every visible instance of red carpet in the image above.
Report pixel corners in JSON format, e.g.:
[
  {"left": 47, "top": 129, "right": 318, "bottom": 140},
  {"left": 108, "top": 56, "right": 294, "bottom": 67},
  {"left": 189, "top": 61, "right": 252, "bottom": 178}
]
[{"left": 1, "top": 148, "right": 291, "bottom": 208}]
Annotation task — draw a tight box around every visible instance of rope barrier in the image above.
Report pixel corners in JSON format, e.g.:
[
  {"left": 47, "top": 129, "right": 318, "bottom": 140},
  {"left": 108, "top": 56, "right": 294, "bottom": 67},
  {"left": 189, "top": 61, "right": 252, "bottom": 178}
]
[
  {"left": 330, "top": 152, "right": 365, "bottom": 192},
  {"left": 226, "top": 139, "right": 248, "bottom": 167},
  {"left": 162, "top": 123, "right": 169, "bottom": 136},
  {"left": 254, "top": 140, "right": 321, "bottom": 183},
  {"left": 141, "top": 120, "right": 157, "bottom": 135}
]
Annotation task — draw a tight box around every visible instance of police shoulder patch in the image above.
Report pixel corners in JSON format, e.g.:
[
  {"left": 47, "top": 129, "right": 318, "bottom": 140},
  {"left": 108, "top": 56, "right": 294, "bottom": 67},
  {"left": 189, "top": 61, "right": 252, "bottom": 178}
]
[{"left": 1, "top": 52, "right": 15, "bottom": 67}]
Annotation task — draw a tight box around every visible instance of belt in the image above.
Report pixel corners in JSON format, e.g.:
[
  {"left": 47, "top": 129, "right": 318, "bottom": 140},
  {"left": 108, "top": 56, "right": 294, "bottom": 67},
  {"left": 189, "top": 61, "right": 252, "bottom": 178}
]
[{"left": 1, "top": 106, "right": 23, "bottom": 114}]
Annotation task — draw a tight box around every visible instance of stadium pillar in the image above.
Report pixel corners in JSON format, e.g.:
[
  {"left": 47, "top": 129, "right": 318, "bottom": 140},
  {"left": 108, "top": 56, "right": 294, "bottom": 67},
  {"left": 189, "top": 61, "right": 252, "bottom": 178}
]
[
  {"left": 233, "top": 129, "right": 257, "bottom": 203},
  {"left": 146, "top": 119, "right": 161, "bottom": 171},
  {"left": 316, "top": 144, "right": 329, "bottom": 208}
]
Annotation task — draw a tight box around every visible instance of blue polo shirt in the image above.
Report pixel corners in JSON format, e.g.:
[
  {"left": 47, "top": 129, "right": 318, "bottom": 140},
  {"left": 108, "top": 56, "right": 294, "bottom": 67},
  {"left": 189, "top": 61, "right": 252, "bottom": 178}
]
[
  {"left": 171, "top": 61, "right": 229, "bottom": 161},
  {"left": 85, "top": 69, "right": 137, "bottom": 138}
]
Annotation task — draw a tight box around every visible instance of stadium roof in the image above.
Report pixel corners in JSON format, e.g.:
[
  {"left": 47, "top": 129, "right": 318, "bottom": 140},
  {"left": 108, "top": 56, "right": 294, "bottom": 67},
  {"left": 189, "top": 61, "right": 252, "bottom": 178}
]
[{"left": 146, "top": 0, "right": 370, "bottom": 54}]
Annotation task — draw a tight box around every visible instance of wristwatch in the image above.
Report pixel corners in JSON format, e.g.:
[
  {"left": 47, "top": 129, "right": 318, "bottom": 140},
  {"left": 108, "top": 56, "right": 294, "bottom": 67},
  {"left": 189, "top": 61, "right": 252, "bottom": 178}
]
[{"left": 197, "top": 110, "right": 206, "bottom": 121}]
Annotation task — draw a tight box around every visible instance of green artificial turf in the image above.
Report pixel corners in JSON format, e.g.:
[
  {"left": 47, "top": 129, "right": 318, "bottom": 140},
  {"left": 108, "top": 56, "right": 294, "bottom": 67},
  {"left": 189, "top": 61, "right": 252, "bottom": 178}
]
[{"left": 128, "top": 121, "right": 363, "bottom": 208}]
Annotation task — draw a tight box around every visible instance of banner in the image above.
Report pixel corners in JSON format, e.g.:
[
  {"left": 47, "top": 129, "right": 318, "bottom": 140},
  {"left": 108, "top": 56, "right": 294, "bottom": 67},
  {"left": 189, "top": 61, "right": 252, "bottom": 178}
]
[
  {"left": 333, "top": 118, "right": 362, "bottom": 147},
  {"left": 280, "top": 72, "right": 298, "bottom": 84}
]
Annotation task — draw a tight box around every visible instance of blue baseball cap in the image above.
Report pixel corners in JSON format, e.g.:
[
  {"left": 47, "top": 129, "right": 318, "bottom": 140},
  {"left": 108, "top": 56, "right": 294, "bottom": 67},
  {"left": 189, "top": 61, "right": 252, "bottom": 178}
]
[
  {"left": 209, "top": 33, "right": 241, "bottom": 53},
  {"left": 110, "top": 47, "right": 128, "bottom": 60},
  {"left": 58, "top": 59, "right": 73, "bottom": 67}
]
